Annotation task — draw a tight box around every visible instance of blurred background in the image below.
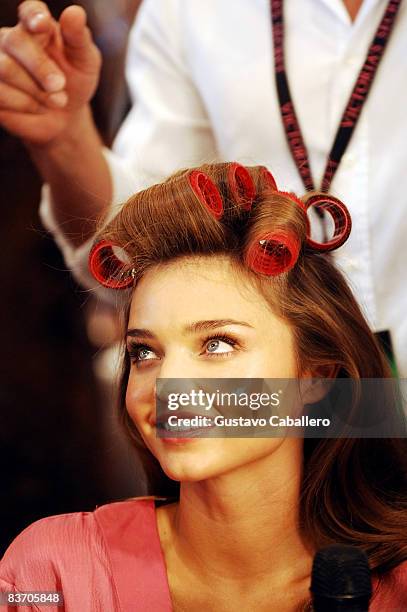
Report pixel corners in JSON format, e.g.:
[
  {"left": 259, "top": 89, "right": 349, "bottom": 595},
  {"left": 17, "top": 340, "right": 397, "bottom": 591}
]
[{"left": 0, "top": 0, "right": 143, "bottom": 556}]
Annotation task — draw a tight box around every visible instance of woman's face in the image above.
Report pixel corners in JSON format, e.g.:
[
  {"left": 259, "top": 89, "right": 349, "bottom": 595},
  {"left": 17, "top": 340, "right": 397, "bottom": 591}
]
[{"left": 125, "top": 255, "right": 301, "bottom": 482}]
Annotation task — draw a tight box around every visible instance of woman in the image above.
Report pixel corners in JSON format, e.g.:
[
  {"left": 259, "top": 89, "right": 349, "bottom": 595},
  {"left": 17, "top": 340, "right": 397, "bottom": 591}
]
[{"left": 1, "top": 162, "right": 406, "bottom": 611}]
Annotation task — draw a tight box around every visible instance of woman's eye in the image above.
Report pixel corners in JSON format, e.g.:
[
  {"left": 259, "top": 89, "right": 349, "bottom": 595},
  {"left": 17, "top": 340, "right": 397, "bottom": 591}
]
[
  {"left": 128, "top": 344, "right": 159, "bottom": 365},
  {"left": 127, "top": 336, "right": 238, "bottom": 365},
  {"left": 204, "top": 337, "right": 236, "bottom": 356},
  {"left": 138, "top": 348, "right": 156, "bottom": 361}
]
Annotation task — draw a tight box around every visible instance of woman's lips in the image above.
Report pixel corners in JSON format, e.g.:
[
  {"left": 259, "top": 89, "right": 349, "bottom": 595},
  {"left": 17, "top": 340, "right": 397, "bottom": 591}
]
[
  {"left": 151, "top": 410, "right": 211, "bottom": 426},
  {"left": 160, "top": 436, "right": 201, "bottom": 445},
  {"left": 152, "top": 410, "right": 216, "bottom": 441}
]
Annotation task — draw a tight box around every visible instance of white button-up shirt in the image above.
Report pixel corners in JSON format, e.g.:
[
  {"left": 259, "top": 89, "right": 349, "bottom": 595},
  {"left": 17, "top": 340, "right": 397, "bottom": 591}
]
[{"left": 40, "top": 0, "right": 407, "bottom": 375}]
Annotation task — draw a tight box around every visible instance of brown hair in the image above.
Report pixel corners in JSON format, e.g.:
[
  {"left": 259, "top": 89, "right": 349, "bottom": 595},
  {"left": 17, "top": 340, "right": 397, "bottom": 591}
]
[{"left": 95, "top": 162, "right": 407, "bottom": 576}]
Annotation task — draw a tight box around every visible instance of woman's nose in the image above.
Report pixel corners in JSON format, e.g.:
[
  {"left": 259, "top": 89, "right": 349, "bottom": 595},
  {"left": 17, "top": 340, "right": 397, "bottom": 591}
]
[
  {"left": 155, "top": 351, "right": 208, "bottom": 405},
  {"left": 157, "top": 348, "right": 202, "bottom": 380}
]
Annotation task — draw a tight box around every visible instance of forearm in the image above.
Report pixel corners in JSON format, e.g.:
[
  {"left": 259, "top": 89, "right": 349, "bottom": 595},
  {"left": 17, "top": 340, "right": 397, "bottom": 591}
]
[{"left": 27, "top": 105, "right": 112, "bottom": 247}]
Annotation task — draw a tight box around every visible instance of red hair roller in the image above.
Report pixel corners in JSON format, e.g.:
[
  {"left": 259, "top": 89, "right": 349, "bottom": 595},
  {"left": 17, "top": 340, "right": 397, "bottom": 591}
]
[
  {"left": 89, "top": 240, "right": 135, "bottom": 290},
  {"left": 189, "top": 170, "right": 224, "bottom": 220},
  {"left": 259, "top": 167, "right": 278, "bottom": 191},
  {"left": 305, "top": 195, "right": 352, "bottom": 252},
  {"left": 277, "top": 190, "right": 307, "bottom": 212},
  {"left": 244, "top": 231, "right": 300, "bottom": 276},
  {"left": 276, "top": 191, "right": 311, "bottom": 238},
  {"left": 228, "top": 163, "right": 256, "bottom": 211}
]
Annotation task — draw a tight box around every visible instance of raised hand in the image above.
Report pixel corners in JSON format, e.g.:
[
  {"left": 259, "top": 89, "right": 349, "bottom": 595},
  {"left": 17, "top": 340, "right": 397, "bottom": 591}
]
[{"left": 0, "top": 1, "right": 102, "bottom": 144}]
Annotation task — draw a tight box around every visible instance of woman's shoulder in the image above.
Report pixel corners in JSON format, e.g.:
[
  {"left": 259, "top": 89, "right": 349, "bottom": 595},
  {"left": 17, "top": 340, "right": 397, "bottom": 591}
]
[
  {"left": 0, "top": 497, "right": 159, "bottom": 593},
  {"left": 92, "top": 495, "right": 168, "bottom": 540}
]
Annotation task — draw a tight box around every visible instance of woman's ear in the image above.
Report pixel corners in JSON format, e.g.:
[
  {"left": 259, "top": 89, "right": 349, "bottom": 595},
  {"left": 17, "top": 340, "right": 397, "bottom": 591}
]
[
  {"left": 300, "top": 363, "right": 339, "bottom": 404},
  {"left": 316, "top": 363, "right": 339, "bottom": 379},
  {"left": 302, "top": 363, "right": 339, "bottom": 379}
]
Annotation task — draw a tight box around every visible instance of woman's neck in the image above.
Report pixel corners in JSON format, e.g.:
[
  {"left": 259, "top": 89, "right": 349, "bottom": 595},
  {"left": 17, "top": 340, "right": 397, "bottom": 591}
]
[{"left": 160, "top": 439, "right": 314, "bottom": 590}]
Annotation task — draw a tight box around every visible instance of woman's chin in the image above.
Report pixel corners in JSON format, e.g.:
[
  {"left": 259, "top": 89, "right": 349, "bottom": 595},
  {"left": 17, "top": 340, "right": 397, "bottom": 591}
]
[
  {"left": 158, "top": 459, "right": 209, "bottom": 482},
  {"left": 157, "top": 450, "right": 218, "bottom": 483}
]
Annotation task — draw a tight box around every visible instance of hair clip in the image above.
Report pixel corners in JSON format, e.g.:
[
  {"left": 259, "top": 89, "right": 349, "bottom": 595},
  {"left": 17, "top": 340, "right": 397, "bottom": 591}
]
[
  {"left": 305, "top": 195, "right": 352, "bottom": 252},
  {"left": 244, "top": 231, "right": 300, "bottom": 276},
  {"left": 89, "top": 240, "right": 135, "bottom": 290},
  {"left": 189, "top": 170, "right": 224, "bottom": 220},
  {"left": 227, "top": 163, "right": 256, "bottom": 211}
]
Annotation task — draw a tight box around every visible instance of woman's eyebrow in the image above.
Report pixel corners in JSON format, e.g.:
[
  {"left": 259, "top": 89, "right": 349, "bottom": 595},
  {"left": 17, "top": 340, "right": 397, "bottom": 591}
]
[
  {"left": 126, "top": 319, "right": 253, "bottom": 339},
  {"left": 126, "top": 328, "right": 156, "bottom": 340},
  {"left": 183, "top": 319, "right": 254, "bottom": 334}
]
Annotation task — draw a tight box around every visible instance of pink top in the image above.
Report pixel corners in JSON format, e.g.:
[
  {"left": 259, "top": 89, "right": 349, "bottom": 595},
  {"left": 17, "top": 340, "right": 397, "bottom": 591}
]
[{"left": 0, "top": 498, "right": 406, "bottom": 611}]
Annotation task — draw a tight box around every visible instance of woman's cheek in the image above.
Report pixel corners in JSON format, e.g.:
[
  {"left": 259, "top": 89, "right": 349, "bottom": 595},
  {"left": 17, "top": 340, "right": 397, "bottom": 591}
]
[{"left": 125, "top": 367, "right": 156, "bottom": 425}]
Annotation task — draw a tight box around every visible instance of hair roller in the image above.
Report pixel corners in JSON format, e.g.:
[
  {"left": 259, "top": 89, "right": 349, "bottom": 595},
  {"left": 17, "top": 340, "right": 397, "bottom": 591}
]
[
  {"left": 227, "top": 163, "right": 256, "bottom": 211},
  {"left": 305, "top": 194, "right": 352, "bottom": 252},
  {"left": 191, "top": 163, "right": 253, "bottom": 230},
  {"left": 89, "top": 240, "right": 135, "bottom": 290},
  {"left": 244, "top": 165, "right": 278, "bottom": 198},
  {"left": 277, "top": 191, "right": 307, "bottom": 212},
  {"left": 259, "top": 167, "right": 278, "bottom": 191},
  {"left": 244, "top": 231, "right": 300, "bottom": 276},
  {"left": 277, "top": 191, "right": 311, "bottom": 237},
  {"left": 189, "top": 170, "right": 224, "bottom": 220}
]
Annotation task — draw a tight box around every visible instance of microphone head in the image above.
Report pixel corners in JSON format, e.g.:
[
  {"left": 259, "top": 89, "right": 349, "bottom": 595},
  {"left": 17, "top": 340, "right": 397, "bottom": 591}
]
[{"left": 311, "top": 544, "right": 372, "bottom": 602}]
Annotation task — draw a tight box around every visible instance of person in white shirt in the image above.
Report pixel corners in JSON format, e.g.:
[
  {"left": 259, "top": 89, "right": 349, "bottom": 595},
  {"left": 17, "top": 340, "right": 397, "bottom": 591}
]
[{"left": 0, "top": 0, "right": 406, "bottom": 375}]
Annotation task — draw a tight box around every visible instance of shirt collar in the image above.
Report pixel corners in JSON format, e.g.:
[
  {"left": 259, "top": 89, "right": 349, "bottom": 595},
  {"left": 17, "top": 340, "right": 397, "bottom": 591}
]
[{"left": 316, "top": 0, "right": 383, "bottom": 26}]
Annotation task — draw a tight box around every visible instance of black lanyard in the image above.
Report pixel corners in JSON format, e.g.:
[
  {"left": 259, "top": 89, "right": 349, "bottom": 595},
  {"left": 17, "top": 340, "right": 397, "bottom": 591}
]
[{"left": 271, "top": 0, "right": 402, "bottom": 194}]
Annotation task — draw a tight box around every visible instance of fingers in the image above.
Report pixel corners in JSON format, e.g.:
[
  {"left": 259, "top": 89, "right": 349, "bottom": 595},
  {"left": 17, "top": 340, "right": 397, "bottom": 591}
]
[
  {"left": 0, "top": 25, "right": 66, "bottom": 93},
  {"left": 0, "top": 81, "right": 43, "bottom": 113},
  {"left": 0, "top": 51, "right": 41, "bottom": 99},
  {"left": 0, "top": 65, "right": 67, "bottom": 112},
  {"left": 0, "top": 109, "right": 51, "bottom": 143},
  {"left": 60, "top": 6, "right": 101, "bottom": 71},
  {"left": 18, "top": 1, "right": 54, "bottom": 34},
  {"left": 0, "top": 50, "right": 68, "bottom": 109},
  {"left": 60, "top": 5, "right": 88, "bottom": 47}
]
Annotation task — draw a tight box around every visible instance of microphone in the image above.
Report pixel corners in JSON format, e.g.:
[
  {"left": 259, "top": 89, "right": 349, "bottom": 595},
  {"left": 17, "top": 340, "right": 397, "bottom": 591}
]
[{"left": 310, "top": 544, "right": 372, "bottom": 611}]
